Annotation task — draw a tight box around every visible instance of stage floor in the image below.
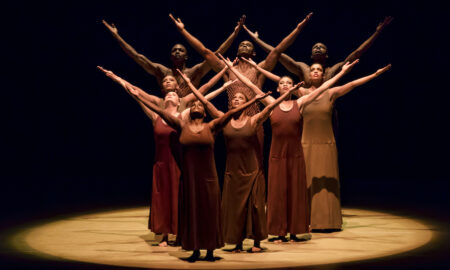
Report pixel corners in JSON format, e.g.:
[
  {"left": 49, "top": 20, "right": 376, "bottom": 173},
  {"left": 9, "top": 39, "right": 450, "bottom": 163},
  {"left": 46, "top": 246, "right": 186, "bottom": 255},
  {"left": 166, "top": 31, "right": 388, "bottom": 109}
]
[{"left": 11, "top": 207, "right": 433, "bottom": 269}]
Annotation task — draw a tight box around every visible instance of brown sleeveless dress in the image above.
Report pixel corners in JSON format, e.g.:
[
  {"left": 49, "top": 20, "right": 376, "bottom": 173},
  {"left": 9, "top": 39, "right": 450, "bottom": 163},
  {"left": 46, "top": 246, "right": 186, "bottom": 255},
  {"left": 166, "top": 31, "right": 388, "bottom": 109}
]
[
  {"left": 267, "top": 102, "right": 310, "bottom": 235},
  {"left": 302, "top": 91, "right": 342, "bottom": 230},
  {"left": 149, "top": 116, "right": 180, "bottom": 235},
  {"left": 221, "top": 120, "right": 267, "bottom": 244},
  {"left": 178, "top": 124, "right": 224, "bottom": 250}
]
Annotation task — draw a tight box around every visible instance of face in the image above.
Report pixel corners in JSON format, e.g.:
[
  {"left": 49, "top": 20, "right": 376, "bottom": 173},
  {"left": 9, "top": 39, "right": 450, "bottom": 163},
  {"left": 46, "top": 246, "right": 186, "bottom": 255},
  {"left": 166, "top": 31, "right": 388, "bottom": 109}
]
[
  {"left": 190, "top": 100, "right": 205, "bottom": 117},
  {"left": 164, "top": 91, "right": 180, "bottom": 106},
  {"left": 231, "top": 92, "right": 248, "bottom": 108},
  {"left": 277, "top": 76, "right": 294, "bottom": 94},
  {"left": 310, "top": 63, "right": 324, "bottom": 82},
  {"left": 162, "top": 75, "right": 179, "bottom": 92},
  {"left": 237, "top": 40, "right": 255, "bottom": 57},
  {"left": 311, "top": 42, "right": 328, "bottom": 59},
  {"left": 170, "top": 44, "right": 188, "bottom": 62}
]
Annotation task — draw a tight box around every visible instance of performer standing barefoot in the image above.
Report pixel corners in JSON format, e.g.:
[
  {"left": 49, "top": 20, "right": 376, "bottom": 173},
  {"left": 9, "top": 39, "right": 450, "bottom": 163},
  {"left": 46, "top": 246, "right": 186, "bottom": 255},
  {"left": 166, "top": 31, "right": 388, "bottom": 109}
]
[
  {"left": 97, "top": 66, "right": 234, "bottom": 247},
  {"left": 301, "top": 63, "right": 392, "bottom": 231},
  {"left": 124, "top": 80, "right": 269, "bottom": 262},
  {"left": 221, "top": 54, "right": 358, "bottom": 241},
  {"left": 102, "top": 15, "right": 245, "bottom": 96},
  {"left": 178, "top": 68, "right": 301, "bottom": 253}
]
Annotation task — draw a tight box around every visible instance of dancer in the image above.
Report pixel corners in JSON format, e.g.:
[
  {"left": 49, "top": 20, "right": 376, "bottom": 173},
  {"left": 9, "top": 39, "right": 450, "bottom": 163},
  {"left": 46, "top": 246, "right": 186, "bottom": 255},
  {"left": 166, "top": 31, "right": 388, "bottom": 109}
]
[
  {"left": 301, "top": 63, "right": 392, "bottom": 231},
  {"left": 124, "top": 78, "right": 269, "bottom": 262},
  {"left": 220, "top": 54, "right": 358, "bottom": 241},
  {"left": 102, "top": 15, "right": 245, "bottom": 96},
  {"left": 97, "top": 66, "right": 234, "bottom": 247},
  {"left": 243, "top": 16, "right": 392, "bottom": 85},
  {"left": 178, "top": 68, "right": 301, "bottom": 252}
]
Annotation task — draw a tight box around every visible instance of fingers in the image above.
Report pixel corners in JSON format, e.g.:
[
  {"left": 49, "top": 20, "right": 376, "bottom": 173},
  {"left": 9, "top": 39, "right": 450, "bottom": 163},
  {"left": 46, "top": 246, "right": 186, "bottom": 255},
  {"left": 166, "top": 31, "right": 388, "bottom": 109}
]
[{"left": 169, "top": 13, "right": 175, "bottom": 21}]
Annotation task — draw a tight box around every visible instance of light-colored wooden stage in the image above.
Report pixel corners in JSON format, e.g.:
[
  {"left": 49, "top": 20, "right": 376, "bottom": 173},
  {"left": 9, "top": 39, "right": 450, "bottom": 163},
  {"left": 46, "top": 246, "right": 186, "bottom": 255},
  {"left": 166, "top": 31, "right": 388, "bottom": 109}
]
[{"left": 11, "top": 207, "right": 433, "bottom": 269}]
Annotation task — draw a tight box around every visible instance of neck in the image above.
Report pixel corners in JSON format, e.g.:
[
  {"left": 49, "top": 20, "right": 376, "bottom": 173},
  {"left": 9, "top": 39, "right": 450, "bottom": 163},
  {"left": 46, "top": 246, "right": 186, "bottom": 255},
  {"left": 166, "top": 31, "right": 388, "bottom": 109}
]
[
  {"left": 232, "top": 110, "right": 247, "bottom": 120},
  {"left": 190, "top": 117, "right": 204, "bottom": 125},
  {"left": 172, "top": 61, "right": 186, "bottom": 70},
  {"left": 164, "top": 103, "right": 178, "bottom": 114}
]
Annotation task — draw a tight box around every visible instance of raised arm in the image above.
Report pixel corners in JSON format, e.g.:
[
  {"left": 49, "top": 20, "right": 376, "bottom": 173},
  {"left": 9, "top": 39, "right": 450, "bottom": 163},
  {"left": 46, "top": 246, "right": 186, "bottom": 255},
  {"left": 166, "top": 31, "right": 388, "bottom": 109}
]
[
  {"left": 342, "top": 17, "right": 393, "bottom": 65},
  {"left": 298, "top": 60, "right": 359, "bottom": 109},
  {"left": 102, "top": 20, "right": 168, "bottom": 80},
  {"left": 259, "top": 12, "right": 313, "bottom": 72},
  {"left": 182, "top": 66, "right": 229, "bottom": 104},
  {"left": 218, "top": 54, "right": 276, "bottom": 106},
  {"left": 209, "top": 92, "right": 270, "bottom": 133},
  {"left": 97, "top": 66, "right": 162, "bottom": 105},
  {"left": 169, "top": 14, "right": 225, "bottom": 72},
  {"left": 241, "top": 57, "right": 281, "bottom": 82},
  {"left": 177, "top": 69, "right": 224, "bottom": 119},
  {"left": 329, "top": 64, "right": 391, "bottom": 102},
  {"left": 252, "top": 83, "right": 303, "bottom": 127}
]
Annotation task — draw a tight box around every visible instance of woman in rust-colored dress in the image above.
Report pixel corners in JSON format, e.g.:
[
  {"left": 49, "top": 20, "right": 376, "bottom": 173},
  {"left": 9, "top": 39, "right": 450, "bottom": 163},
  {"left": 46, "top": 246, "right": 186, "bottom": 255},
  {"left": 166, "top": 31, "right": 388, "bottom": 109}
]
[
  {"left": 98, "top": 66, "right": 231, "bottom": 247},
  {"left": 221, "top": 56, "right": 358, "bottom": 242}
]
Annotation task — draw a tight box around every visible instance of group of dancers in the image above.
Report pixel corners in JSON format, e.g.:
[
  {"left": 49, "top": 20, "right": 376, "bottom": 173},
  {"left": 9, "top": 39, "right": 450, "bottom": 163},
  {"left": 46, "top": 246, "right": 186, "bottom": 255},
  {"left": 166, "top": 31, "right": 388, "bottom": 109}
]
[{"left": 98, "top": 13, "right": 392, "bottom": 262}]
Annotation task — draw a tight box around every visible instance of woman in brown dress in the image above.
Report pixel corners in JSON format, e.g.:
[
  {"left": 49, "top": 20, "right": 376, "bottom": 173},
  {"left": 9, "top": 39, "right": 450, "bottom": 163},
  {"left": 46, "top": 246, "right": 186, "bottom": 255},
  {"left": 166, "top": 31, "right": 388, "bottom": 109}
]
[
  {"left": 301, "top": 63, "right": 391, "bottom": 231},
  {"left": 124, "top": 74, "right": 269, "bottom": 262},
  {"left": 97, "top": 66, "right": 232, "bottom": 247},
  {"left": 220, "top": 55, "right": 358, "bottom": 241},
  {"left": 178, "top": 69, "right": 301, "bottom": 252}
]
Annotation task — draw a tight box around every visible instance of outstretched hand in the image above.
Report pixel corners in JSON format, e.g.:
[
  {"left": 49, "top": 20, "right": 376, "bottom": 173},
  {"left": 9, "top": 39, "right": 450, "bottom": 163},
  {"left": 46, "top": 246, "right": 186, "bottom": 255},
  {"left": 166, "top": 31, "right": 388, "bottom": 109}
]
[
  {"left": 169, "top": 14, "right": 185, "bottom": 30},
  {"left": 289, "top": 82, "right": 304, "bottom": 93},
  {"left": 102, "top": 20, "right": 118, "bottom": 34},
  {"left": 223, "top": 79, "right": 238, "bottom": 88},
  {"left": 342, "top": 59, "right": 359, "bottom": 72},
  {"left": 255, "top": 91, "right": 272, "bottom": 100},
  {"left": 235, "top": 15, "right": 246, "bottom": 32},
  {"left": 243, "top": 25, "right": 259, "bottom": 39},
  {"left": 97, "top": 66, "right": 114, "bottom": 77},
  {"left": 299, "top": 12, "right": 313, "bottom": 26},
  {"left": 239, "top": 57, "right": 257, "bottom": 67},
  {"left": 376, "top": 64, "right": 392, "bottom": 75},
  {"left": 176, "top": 68, "right": 190, "bottom": 82},
  {"left": 376, "top": 16, "right": 393, "bottom": 32},
  {"left": 216, "top": 53, "right": 233, "bottom": 67}
]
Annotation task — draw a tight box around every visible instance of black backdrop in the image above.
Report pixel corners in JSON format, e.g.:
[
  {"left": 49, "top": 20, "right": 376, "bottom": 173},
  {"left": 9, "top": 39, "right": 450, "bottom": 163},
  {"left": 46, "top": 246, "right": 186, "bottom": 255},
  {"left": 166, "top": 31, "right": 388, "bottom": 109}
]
[{"left": 2, "top": 0, "right": 449, "bottom": 242}]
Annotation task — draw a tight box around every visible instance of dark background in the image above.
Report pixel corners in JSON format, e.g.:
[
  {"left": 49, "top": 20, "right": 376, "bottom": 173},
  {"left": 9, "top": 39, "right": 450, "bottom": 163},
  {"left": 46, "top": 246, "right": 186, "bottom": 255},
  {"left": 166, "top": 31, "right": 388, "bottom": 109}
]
[{"left": 1, "top": 0, "right": 449, "bottom": 269}]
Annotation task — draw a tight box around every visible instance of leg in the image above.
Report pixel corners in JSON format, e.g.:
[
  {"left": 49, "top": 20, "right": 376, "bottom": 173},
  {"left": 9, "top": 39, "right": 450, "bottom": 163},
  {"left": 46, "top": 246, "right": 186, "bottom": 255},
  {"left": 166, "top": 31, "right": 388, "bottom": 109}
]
[
  {"left": 181, "top": 250, "right": 200, "bottom": 263},
  {"left": 205, "top": 249, "right": 216, "bottom": 262},
  {"left": 158, "top": 234, "right": 168, "bottom": 247}
]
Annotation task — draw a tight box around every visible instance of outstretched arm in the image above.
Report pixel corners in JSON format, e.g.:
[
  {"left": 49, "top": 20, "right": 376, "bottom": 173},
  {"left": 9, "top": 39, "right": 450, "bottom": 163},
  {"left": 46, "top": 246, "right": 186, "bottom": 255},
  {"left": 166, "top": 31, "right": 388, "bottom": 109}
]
[
  {"left": 329, "top": 64, "right": 391, "bottom": 102},
  {"left": 102, "top": 20, "right": 168, "bottom": 80},
  {"left": 240, "top": 57, "right": 281, "bottom": 82},
  {"left": 218, "top": 54, "right": 276, "bottom": 106},
  {"left": 298, "top": 60, "right": 359, "bottom": 109},
  {"left": 209, "top": 92, "right": 270, "bottom": 133},
  {"left": 252, "top": 83, "right": 303, "bottom": 127},
  {"left": 177, "top": 69, "right": 225, "bottom": 119},
  {"left": 183, "top": 66, "right": 229, "bottom": 104},
  {"left": 169, "top": 14, "right": 225, "bottom": 72},
  {"left": 343, "top": 16, "right": 393, "bottom": 64},
  {"left": 259, "top": 12, "right": 313, "bottom": 72}
]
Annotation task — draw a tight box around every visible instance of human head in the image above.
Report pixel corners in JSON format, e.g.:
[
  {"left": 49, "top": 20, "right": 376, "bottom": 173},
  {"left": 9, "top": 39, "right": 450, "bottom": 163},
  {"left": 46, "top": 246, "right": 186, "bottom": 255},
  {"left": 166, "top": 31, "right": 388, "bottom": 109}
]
[
  {"left": 237, "top": 40, "right": 256, "bottom": 59},
  {"left": 188, "top": 99, "right": 206, "bottom": 119},
  {"left": 161, "top": 75, "right": 179, "bottom": 94},
  {"left": 309, "top": 63, "right": 324, "bottom": 85},
  {"left": 230, "top": 91, "right": 249, "bottom": 109},
  {"left": 277, "top": 76, "right": 294, "bottom": 95},
  {"left": 310, "top": 42, "right": 328, "bottom": 63},
  {"left": 170, "top": 44, "right": 188, "bottom": 63},
  {"left": 163, "top": 90, "right": 180, "bottom": 108}
]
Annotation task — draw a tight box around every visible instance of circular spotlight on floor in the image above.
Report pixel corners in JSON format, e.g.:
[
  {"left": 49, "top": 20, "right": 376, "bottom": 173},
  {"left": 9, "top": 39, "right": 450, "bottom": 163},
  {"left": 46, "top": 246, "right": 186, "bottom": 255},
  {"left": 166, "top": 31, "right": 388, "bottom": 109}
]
[{"left": 10, "top": 207, "right": 433, "bottom": 269}]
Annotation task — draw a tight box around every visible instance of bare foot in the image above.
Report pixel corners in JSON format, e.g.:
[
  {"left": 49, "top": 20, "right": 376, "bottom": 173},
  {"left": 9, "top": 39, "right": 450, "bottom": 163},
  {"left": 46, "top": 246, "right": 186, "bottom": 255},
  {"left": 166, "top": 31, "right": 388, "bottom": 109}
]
[{"left": 158, "top": 241, "right": 168, "bottom": 247}]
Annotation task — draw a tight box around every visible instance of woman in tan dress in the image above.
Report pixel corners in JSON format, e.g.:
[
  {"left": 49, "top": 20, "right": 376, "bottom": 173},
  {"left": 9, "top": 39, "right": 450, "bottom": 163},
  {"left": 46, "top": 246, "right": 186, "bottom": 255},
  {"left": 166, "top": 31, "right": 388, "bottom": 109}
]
[{"left": 301, "top": 63, "right": 391, "bottom": 231}]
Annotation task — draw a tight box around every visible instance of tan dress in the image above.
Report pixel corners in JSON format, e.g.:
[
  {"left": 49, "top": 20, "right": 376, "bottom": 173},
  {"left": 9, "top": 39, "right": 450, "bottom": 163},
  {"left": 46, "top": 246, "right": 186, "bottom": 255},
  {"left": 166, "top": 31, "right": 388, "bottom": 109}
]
[
  {"left": 302, "top": 91, "right": 342, "bottom": 230},
  {"left": 221, "top": 120, "right": 267, "bottom": 244}
]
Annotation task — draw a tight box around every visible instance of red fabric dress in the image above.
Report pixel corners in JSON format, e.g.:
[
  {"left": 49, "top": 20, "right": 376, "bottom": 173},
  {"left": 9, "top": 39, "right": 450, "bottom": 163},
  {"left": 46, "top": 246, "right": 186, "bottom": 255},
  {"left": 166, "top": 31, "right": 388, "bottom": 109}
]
[
  {"left": 148, "top": 116, "right": 181, "bottom": 235},
  {"left": 267, "top": 102, "right": 310, "bottom": 236}
]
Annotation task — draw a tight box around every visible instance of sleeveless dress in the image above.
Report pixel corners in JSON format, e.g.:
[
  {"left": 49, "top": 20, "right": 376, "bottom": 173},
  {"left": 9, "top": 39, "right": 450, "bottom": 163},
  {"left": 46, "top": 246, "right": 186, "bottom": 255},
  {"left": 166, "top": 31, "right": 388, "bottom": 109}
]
[
  {"left": 302, "top": 91, "right": 342, "bottom": 230},
  {"left": 221, "top": 120, "right": 267, "bottom": 244},
  {"left": 267, "top": 102, "right": 310, "bottom": 235},
  {"left": 178, "top": 124, "right": 224, "bottom": 250},
  {"left": 149, "top": 116, "right": 181, "bottom": 235}
]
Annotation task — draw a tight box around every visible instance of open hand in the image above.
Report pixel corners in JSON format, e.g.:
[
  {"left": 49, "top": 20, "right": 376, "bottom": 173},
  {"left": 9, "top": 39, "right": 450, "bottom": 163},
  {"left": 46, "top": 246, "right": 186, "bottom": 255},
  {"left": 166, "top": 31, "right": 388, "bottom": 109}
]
[
  {"left": 102, "top": 20, "right": 118, "bottom": 34},
  {"left": 169, "top": 14, "right": 185, "bottom": 30}
]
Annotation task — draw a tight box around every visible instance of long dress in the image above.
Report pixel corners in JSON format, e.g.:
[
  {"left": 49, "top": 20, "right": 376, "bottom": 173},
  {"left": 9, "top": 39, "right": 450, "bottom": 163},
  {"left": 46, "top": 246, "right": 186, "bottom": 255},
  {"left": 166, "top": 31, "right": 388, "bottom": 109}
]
[
  {"left": 178, "top": 124, "right": 224, "bottom": 250},
  {"left": 301, "top": 91, "right": 342, "bottom": 230},
  {"left": 267, "top": 102, "right": 310, "bottom": 236},
  {"left": 148, "top": 116, "right": 181, "bottom": 235},
  {"left": 221, "top": 120, "right": 267, "bottom": 244}
]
